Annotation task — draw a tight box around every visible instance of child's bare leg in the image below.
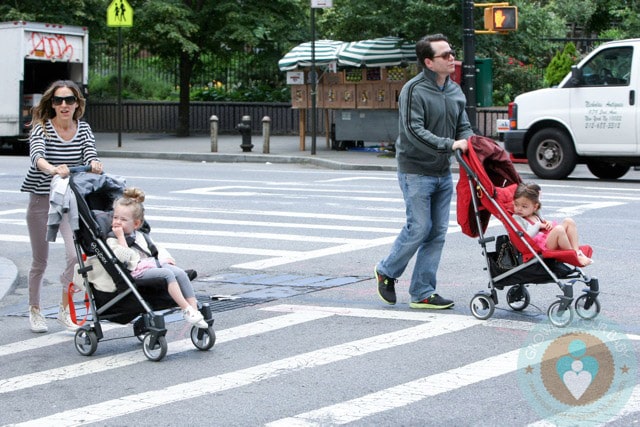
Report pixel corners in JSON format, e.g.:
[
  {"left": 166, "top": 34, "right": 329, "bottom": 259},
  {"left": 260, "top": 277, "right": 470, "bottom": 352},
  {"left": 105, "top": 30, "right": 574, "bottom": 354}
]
[
  {"left": 561, "top": 218, "right": 580, "bottom": 250},
  {"left": 561, "top": 218, "right": 592, "bottom": 265},
  {"left": 545, "top": 226, "right": 571, "bottom": 250}
]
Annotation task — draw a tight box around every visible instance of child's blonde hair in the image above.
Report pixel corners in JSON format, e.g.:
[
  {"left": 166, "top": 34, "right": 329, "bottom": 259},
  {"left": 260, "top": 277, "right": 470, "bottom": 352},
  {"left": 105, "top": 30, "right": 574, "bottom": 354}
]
[{"left": 113, "top": 187, "right": 146, "bottom": 222}]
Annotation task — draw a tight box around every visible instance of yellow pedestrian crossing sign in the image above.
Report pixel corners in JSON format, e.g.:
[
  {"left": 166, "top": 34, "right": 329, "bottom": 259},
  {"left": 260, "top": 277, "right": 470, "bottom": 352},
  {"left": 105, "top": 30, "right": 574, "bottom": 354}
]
[{"left": 107, "top": 0, "right": 133, "bottom": 27}]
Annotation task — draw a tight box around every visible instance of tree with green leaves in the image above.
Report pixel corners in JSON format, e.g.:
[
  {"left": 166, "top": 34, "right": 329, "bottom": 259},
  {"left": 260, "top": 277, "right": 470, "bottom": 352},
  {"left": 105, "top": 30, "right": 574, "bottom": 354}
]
[
  {"left": 131, "top": 0, "right": 306, "bottom": 136},
  {"left": 544, "top": 42, "right": 578, "bottom": 87}
]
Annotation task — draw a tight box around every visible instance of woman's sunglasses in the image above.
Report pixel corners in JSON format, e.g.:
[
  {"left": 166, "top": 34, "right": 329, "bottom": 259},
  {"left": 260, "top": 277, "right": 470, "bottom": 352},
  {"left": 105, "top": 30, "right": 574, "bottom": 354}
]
[{"left": 52, "top": 95, "right": 78, "bottom": 106}]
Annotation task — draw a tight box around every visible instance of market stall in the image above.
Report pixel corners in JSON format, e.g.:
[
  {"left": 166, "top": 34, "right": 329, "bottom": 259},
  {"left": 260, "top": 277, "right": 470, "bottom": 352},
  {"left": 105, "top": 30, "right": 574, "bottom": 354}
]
[{"left": 279, "top": 36, "right": 418, "bottom": 150}]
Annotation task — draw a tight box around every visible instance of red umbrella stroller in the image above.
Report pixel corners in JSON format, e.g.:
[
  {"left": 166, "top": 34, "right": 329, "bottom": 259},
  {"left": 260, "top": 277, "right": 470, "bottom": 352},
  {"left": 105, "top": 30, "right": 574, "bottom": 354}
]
[{"left": 455, "top": 135, "right": 600, "bottom": 326}]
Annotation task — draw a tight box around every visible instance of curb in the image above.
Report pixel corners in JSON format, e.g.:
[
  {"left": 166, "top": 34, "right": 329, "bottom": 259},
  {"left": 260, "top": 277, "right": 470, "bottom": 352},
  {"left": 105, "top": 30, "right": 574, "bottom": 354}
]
[
  {"left": 97, "top": 150, "right": 399, "bottom": 172},
  {"left": 0, "top": 257, "right": 18, "bottom": 301}
]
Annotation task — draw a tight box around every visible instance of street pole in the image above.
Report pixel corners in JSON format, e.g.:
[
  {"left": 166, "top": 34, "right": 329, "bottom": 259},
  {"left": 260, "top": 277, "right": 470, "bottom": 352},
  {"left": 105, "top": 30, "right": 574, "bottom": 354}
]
[
  {"left": 462, "top": 0, "right": 477, "bottom": 130},
  {"left": 310, "top": 7, "right": 317, "bottom": 155},
  {"left": 117, "top": 27, "right": 122, "bottom": 148}
]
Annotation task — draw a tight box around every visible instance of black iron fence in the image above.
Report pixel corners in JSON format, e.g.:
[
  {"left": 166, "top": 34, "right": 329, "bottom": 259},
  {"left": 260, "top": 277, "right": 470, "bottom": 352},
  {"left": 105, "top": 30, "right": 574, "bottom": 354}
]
[{"left": 85, "top": 101, "right": 508, "bottom": 138}]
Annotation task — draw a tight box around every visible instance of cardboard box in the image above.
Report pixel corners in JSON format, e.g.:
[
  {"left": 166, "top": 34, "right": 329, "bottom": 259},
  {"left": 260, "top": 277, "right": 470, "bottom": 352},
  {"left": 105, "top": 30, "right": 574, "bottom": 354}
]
[
  {"left": 318, "top": 85, "right": 340, "bottom": 109},
  {"left": 335, "top": 84, "right": 356, "bottom": 109},
  {"left": 387, "top": 82, "right": 404, "bottom": 109},
  {"left": 356, "top": 83, "right": 389, "bottom": 109},
  {"left": 290, "top": 85, "right": 309, "bottom": 109},
  {"left": 323, "top": 72, "right": 342, "bottom": 85}
]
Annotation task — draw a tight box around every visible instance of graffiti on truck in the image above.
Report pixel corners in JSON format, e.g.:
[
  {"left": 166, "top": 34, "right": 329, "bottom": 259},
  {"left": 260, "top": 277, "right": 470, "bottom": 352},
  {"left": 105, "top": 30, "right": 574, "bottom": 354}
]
[{"left": 27, "top": 32, "right": 76, "bottom": 61}]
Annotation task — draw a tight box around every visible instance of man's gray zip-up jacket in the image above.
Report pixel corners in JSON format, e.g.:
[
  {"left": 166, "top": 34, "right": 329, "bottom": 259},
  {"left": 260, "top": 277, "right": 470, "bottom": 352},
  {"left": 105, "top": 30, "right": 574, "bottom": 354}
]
[{"left": 395, "top": 67, "right": 474, "bottom": 176}]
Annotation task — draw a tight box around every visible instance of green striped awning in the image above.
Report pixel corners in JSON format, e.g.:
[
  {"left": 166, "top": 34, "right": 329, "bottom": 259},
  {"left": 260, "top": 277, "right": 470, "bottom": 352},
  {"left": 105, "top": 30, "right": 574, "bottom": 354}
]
[
  {"left": 278, "top": 40, "right": 344, "bottom": 71},
  {"left": 337, "top": 36, "right": 416, "bottom": 67}
]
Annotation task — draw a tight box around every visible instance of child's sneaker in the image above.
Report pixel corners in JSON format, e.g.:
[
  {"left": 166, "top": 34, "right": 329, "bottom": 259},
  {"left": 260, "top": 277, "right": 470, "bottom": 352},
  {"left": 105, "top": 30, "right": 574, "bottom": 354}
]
[
  {"left": 182, "top": 306, "right": 207, "bottom": 328},
  {"left": 56, "top": 304, "right": 79, "bottom": 331},
  {"left": 29, "top": 306, "right": 48, "bottom": 333}
]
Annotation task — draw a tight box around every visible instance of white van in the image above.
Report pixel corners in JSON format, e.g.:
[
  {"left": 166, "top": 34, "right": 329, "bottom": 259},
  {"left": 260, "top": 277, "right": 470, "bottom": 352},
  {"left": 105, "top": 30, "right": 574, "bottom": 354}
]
[{"left": 504, "top": 39, "right": 640, "bottom": 179}]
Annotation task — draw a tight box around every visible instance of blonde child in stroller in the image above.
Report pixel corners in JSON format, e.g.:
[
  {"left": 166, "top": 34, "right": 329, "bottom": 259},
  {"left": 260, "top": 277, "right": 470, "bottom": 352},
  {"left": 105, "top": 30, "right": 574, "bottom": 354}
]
[{"left": 106, "top": 187, "right": 207, "bottom": 328}]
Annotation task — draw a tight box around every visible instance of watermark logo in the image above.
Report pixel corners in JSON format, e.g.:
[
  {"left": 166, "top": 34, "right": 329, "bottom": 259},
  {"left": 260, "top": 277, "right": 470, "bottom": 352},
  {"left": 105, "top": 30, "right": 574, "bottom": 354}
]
[{"left": 518, "top": 316, "right": 636, "bottom": 425}]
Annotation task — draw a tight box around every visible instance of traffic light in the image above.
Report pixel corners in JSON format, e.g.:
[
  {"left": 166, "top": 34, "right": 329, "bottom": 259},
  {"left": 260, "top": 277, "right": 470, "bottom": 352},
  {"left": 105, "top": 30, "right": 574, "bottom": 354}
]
[{"left": 484, "top": 6, "right": 518, "bottom": 32}]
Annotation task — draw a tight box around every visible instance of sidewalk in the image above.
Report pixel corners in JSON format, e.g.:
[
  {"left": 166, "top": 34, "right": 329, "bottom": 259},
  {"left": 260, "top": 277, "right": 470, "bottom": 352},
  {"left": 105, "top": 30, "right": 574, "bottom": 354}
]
[{"left": 94, "top": 132, "right": 399, "bottom": 171}]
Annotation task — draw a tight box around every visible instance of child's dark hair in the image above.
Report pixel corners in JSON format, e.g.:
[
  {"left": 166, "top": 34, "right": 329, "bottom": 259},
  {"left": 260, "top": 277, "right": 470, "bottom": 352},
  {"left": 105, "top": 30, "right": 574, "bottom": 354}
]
[
  {"left": 113, "top": 187, "right": 145, "bottom": 221},
  {"left": 514, "top": 182, "right": 542, "bottom": 208}
]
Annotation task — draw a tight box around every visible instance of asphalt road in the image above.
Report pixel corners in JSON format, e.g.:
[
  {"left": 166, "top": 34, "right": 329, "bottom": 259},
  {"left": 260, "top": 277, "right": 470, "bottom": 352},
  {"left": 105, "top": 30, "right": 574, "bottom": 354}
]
[{"left": 0, "top": 156, "right": 639, "bottom": 426}]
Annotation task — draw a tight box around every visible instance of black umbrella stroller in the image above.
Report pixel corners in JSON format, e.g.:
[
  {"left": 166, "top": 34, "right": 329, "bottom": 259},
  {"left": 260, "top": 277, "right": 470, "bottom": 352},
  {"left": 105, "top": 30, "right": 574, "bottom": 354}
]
[
  {"left": 67, "top": 168, "right": 215, "bottom": 361},
  {"left": 455, "top": 136, "right": 600, "bottom": 327}
]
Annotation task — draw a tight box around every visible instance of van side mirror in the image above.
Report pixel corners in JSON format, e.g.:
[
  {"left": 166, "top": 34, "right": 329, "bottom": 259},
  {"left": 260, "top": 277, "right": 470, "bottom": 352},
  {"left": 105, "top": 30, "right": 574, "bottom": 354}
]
[{"left": 570, "top": 65, "right": 582, "bottom": 85}]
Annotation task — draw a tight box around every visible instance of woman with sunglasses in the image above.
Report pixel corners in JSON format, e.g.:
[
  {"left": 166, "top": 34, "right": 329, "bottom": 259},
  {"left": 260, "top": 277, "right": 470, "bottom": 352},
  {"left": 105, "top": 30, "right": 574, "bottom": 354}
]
[{"left": 20, "top": 80, "right": 104, "bottom": 333}]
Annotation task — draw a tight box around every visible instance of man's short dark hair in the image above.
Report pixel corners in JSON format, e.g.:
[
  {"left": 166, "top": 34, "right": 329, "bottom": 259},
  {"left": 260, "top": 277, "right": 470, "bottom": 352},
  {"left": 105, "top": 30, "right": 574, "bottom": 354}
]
[{"left": 416, "top": 34, "right": 449, "bottom": 68}]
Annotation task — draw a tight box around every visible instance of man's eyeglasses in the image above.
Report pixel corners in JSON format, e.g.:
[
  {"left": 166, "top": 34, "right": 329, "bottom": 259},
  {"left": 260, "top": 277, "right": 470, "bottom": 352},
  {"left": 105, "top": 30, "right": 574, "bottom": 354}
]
[
  {"left": 433, "top": 50, "right": 456, "bottom": 60},
  {"left": 52, "top": 96, "right": 78, "bottom": 106}
]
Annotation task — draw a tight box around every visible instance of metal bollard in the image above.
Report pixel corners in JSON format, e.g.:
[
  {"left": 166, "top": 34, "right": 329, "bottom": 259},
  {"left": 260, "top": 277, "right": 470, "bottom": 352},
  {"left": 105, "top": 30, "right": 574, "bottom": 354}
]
[
  {"left": 210, "top": 115, "right": 219, "bottom": 152},
  {"left": 262, "top": 116, "right": 271, "bottom": 154},
  {"left": 237, "top": 115, "right": 253, "bottom": 152}
]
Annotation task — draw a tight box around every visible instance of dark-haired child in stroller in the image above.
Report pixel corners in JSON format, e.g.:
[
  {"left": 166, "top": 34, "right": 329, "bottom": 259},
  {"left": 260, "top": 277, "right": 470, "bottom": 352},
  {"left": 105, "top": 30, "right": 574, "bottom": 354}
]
[
  {"left": 106, "top": 187, "right": 207, "bottom": 329},
  {"left": 512, "top": 182, "right": 593, "bottom": 267}
]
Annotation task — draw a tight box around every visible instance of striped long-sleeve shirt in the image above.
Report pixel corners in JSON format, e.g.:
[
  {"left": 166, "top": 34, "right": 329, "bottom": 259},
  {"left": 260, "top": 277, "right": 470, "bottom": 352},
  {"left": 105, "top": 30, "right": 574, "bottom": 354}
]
[{"left": 20, "top": 120, "right": 99, "bottom": 195}]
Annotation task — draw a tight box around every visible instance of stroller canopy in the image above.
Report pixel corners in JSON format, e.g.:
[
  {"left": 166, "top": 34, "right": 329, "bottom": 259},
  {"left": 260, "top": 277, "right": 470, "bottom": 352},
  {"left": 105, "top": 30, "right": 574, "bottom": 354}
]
[{"left": 456, "top": 135, "right": 521, "bottom": 238}]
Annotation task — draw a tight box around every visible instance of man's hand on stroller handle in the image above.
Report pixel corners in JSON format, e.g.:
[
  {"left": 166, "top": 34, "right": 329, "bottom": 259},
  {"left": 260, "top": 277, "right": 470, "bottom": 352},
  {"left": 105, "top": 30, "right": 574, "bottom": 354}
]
[{"left": 452, "top": 139, "right": 468, "bottom": 153}]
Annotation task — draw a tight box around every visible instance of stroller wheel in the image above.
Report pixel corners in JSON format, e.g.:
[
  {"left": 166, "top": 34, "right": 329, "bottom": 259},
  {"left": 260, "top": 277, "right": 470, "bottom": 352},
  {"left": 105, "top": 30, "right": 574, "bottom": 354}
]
[
  {"left": 142, "top": 334, "right": 168, "bottom": 361},
  {"left": 547, "top": 301, "right": 574, "bottom": 327},
  {"left": 575, "top": 294, "right": 601, "bottom": 320},
  {"left": 507, "top": 285, "right": 530, "bottom": 312},
  {"left": 74, "top": 328, "right": 98, "bottom": 356},
  {"left": 190, "top": 326, "right": 216, "bottom": 351},
  {"left": 470, "top": 293, "right": 495, "bottom": 320}
]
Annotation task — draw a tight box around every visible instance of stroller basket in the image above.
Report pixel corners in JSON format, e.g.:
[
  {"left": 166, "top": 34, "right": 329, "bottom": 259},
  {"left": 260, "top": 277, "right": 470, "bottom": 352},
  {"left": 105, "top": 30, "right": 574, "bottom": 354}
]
[{"left": 455, "top": 135, "right": 600, "bottom": 327}]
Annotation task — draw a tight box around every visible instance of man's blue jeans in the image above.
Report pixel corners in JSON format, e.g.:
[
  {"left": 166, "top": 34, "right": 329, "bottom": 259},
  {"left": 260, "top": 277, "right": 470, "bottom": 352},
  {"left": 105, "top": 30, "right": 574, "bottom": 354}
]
[{"left": 377, "top": 172, "right": 453, "bottom": 302}]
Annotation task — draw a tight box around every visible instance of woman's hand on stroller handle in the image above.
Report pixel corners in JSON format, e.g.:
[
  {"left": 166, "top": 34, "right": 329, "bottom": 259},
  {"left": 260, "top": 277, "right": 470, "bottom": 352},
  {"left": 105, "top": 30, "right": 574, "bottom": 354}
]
[
  {"left": 68, "top": 161, "right": 103, "bottom": 175},
  {"left": 68, "top": 165, "right": 92, "bottom": 174}
]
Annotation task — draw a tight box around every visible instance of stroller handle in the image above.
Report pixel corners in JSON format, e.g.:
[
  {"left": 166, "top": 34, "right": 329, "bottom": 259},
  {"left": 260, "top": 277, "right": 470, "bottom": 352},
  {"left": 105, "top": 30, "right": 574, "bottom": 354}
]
[
  {"left": 68, "top": 165, "right": 92, "bottom": 173},
  {"left": 454, "top": 148, "right": 475, "bottom": 178}
]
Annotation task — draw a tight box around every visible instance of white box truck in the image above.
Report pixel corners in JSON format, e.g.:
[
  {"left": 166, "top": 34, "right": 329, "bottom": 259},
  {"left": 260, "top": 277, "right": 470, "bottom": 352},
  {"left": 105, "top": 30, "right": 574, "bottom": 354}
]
[
  {"left": 0, "top": 21, "right": 88, "bottom": 152},
  {"left": 504, "top": 39, "right": 640, "bottom": 180}
]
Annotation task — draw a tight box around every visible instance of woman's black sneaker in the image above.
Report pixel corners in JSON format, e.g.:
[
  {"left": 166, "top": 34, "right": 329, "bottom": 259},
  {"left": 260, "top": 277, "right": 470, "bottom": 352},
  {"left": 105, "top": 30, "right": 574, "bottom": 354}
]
[{"left": 374, "top": 267, "right": 397, "bottom": 305}]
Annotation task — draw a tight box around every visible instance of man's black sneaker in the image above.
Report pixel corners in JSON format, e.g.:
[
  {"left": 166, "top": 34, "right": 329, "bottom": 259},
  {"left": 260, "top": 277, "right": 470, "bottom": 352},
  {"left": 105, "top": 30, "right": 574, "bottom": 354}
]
[
  {"left": 410, "top": 294, "right": 454, "bottom": 309},
  {"left": 374, "top": 267, "right": 397, "bottom": 305}
]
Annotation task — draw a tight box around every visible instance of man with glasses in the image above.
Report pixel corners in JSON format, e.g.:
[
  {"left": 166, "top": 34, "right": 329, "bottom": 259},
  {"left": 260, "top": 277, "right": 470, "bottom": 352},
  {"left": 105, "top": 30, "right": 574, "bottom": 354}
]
[{"left": 375, "top": 34, "right": 472, "bottom": 309}]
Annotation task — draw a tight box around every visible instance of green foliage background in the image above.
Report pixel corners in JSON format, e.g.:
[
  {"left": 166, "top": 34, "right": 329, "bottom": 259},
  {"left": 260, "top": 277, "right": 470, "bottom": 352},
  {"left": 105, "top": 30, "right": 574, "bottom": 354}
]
[{"left": 3, "top": 0, "right": 640, "bottom": 106}]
